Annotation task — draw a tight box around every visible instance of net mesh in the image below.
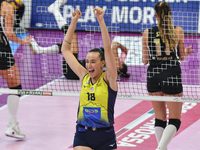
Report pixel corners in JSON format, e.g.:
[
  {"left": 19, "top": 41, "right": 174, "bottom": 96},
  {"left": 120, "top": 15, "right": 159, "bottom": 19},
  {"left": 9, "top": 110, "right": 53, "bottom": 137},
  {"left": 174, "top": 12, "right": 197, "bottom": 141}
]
[{"left": 0, "top": 0, "right": 200, "bottom": 101}]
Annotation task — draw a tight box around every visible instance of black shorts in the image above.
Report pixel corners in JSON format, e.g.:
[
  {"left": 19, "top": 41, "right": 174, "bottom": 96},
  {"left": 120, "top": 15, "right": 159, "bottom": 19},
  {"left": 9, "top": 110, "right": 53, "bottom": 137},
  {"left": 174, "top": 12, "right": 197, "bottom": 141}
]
[
  {"left": 147, "top": 65, "right": 183, "bottom": 94},
  {"left": 73, "top": 126, "right": 117, "bottom": 150},
  {"left": 0, "top": 44, "right": 15, "bottom": 70},
  {"left": 62, "top": 54, "right": 86, "bottom": 80}
]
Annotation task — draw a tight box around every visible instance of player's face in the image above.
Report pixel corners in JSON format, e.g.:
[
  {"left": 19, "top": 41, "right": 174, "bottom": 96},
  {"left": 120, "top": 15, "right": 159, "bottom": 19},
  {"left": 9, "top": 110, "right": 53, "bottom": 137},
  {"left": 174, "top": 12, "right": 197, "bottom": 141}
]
[{"left": 86, "top": 52, "right": 104, "bottom": 78}]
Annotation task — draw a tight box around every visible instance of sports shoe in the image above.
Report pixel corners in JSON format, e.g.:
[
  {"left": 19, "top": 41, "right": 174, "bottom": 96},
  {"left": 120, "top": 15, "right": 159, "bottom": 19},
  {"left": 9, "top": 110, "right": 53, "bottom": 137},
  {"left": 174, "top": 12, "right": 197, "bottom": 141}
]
[
  {"left": 5, "top": 122, "right": 26, "bottom": 140},
  {"left": 48, "top": 3, "right": 58, "bottom": 14},
  {"left": 48, "top": 1, "right": 60, "bottom": 14},
  {"left": 28, "top": 38, "right": 39, "bottom": 54},
  {"left": 48, "top": 0, "right": 67, "bottom": 14}
]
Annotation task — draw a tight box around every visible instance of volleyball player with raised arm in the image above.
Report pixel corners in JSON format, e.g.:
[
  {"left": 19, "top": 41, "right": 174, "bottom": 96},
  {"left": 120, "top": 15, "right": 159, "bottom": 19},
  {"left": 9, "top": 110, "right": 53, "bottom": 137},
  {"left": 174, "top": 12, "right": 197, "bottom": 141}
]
[
  {"left": 0, "top": 0, "right": 32, "bottom": 139},
  {"left": 29, "top": 0, "right": 84, "bottom": 80},
  {"left": 61, "top": 7, "right": 118, "bottom": 150},
  {"left": 142, "top": 2, "right": 194, "bottom": 150},
  {"left": 112, "top": 41, "right": 130, "bottom": 77},
  {"left": 29, "top": 0, "right": 129, "bottom": 80}
]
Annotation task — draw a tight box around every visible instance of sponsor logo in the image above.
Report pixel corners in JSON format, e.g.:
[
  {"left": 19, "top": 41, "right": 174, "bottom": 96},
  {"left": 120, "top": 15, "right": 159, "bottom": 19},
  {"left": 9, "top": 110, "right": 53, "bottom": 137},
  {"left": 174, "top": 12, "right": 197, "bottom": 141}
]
[
  {"left": 83, "top": 107, "right": 101, "bottom": 119},
  {"left": 92, "top": 127, "right": 96, "bottom": 131},
  {"left": 86, "top": 79, "right": 90, "bottom": 84},
  {"left": 117, "top": 95, "right": 132, "bottom": 98},
  {"left": 174, "top": 98, "right": 180, "bottom": 101},
  {"left": 109, "top": 143, "right": 115, "bottom": 147},
  {"left": 17, "top": 90, "right": 52, "bottom": 96},
  {"left": 173, "top": 97, "right": 200, "bottom": 102},
  {"left": 43, "top": 91, "right": 52, "bottom": 96}
]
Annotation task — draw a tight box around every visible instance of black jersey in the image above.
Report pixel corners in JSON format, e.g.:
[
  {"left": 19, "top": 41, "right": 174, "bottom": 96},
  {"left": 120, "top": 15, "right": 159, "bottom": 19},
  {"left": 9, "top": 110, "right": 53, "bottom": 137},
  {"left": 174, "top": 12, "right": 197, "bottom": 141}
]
[
  {"left": 0, "top": 0, "right": 15, "bottom": 70},
  {"left": 147, "top": 26, "right": 183, "bottom": 94},
  {"left": 0, "top": 0, "right": 10, "bottom": 48},
  {"left": 148, "top": 26, "right": 179, "bottom": 66}
]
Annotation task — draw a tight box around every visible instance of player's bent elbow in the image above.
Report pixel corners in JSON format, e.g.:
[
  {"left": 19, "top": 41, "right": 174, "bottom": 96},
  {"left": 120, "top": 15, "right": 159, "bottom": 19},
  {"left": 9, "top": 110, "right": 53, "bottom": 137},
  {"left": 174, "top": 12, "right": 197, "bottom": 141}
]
[
  {"left": 6, "top": 33, "right": 15, "bottom": 42},
  {"left": 142, "top": 58, "right": 148, "bottom": 65},
  {"left": 61, "top": 45, "right": 68, "bottom": 53},
  {"left": 61, "top": 47, "right": 64, "bottom": 53},
  {"left": 180, "top": 56, "right": 186, "bottom": 61},
  {"left": 143, "top": 62, "right": 148, "bottom": 65},
  {"left": 112, "top": 41, "right": 119, "bottom": 49}
]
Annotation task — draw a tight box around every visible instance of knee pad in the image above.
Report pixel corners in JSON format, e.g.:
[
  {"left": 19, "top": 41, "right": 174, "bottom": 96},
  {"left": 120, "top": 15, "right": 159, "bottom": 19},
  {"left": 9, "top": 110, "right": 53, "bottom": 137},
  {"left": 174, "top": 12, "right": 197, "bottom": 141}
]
[
  {"left": 155, "top": 118, "right": 167, "bottom": 128},
  {"left": 169, "top": 119, "right": 181, "bottom": 131},
  {"left": 9, "top": 84, "right": 22, "bottom": 97}
]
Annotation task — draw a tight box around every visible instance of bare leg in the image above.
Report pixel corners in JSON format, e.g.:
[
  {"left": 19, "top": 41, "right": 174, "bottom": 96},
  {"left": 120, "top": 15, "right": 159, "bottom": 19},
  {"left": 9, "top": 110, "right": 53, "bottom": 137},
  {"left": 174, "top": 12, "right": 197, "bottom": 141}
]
[
  {"left": 155, "top": 93, "right": 182, "bottom": 150},
  {"left": 0, "top": 63, "right": 20, "bottom": 88},
  {"left": 74, "top": 146, "right": 92, "bottom": 150},
  {"left": 0, "top": 63, "right": 25, "bottom": 139},
  {"left": 149, "top": 92, "right": 167, "bottom": 150},
  {"left": 0, "top": 63, "right": 20, "bottom": 125}
]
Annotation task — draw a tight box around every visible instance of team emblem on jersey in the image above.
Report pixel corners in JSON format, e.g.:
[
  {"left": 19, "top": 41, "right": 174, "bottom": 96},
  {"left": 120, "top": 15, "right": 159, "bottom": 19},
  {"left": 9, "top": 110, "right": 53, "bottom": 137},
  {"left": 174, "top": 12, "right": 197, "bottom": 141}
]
[
  {"left": 86, "top": 79, "right": 90, "bottom": 84},
  {"left": 90, "top": 87, "right": 94, "bottom": 91}
]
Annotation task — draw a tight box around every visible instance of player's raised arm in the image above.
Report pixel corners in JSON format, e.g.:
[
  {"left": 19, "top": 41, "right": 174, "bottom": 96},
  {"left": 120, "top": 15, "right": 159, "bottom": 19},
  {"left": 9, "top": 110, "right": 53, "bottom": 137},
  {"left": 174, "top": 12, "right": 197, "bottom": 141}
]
[
  {"left": 2, "top": 1, "right": 32, "bottom": 45},
  {"left": 61, "top": 9, "right": 87, "bottom": 81},
  {"left": 93, "top": 7, "right": 117, "bottom": 91}
]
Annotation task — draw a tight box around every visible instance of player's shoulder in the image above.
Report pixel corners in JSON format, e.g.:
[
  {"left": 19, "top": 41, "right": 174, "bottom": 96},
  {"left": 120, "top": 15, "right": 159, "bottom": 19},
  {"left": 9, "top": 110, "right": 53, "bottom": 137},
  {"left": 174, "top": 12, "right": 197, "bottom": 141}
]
[
  {"left": 175, "top": 26, "right": 183, "bottom": 31},
  {"left": 143, "top": 29, "right": 149, "bottom": 37},
  {"left": 175, "top": 26, "right": 184, "bottom": 34},
  {"left": 143, "top": 26, "right": 156, "bottom": 33}
]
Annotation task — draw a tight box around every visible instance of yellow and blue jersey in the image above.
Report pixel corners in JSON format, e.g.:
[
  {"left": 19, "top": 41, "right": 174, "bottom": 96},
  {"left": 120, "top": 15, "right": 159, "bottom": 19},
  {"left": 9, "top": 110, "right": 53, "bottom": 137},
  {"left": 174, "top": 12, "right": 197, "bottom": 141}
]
[{"left": 77, "top": 72, "right": 117, "bottom": 128}]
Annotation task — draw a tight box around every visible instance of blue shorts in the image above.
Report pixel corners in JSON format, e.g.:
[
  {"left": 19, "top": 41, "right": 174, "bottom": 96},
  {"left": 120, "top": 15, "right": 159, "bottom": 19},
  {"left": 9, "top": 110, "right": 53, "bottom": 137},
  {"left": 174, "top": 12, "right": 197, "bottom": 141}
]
[{"left": 73, "top": 126, "right": 117, "bottom": 150}]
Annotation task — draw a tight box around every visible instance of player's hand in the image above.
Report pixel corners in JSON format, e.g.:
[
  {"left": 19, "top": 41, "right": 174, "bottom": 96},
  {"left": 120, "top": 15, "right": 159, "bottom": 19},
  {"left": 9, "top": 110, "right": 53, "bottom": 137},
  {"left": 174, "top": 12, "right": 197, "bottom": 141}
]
[
  {"left": 93, "top": 7, "right": 104, "bottom": 22},
  {"left": 185, "top": 45, "right": 194, "bottom": 56},
  {"left": 21, "top": 36, "right": 33, "bottom": 45},
  {"left": 72, "top": 9, "right": 82, "bottom": 22}
]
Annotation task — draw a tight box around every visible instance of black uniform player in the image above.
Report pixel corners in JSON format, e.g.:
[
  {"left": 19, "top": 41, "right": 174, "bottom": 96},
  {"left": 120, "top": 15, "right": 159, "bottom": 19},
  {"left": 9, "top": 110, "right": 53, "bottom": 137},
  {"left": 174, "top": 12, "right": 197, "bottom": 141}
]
[
  {"left": 142, "top": 2, "right": 194, "bottom": 150},
  {"left": 0, "top": 0, "right": 32, "bottom": 139},
  {"left": 147, "top": 26, "right": 182, "bottom": 94}
]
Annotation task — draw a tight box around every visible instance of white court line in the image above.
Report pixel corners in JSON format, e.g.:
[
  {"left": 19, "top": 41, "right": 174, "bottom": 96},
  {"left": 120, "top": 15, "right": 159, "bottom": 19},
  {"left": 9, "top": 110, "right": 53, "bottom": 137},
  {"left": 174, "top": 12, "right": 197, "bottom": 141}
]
[{"left": 116, "top": 109, "right": 154, "bottom": 139}]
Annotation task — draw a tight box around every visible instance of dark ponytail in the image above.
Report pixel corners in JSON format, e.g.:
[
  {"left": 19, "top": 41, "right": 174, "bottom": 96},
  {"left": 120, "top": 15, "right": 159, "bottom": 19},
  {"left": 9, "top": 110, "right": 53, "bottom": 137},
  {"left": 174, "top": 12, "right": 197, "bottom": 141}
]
[
  {"left": 88, "top": 47, "right": 105, "bottom": 61},
  {"left": 155, "top": 2, "right": 176, "bottom": 51}
]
